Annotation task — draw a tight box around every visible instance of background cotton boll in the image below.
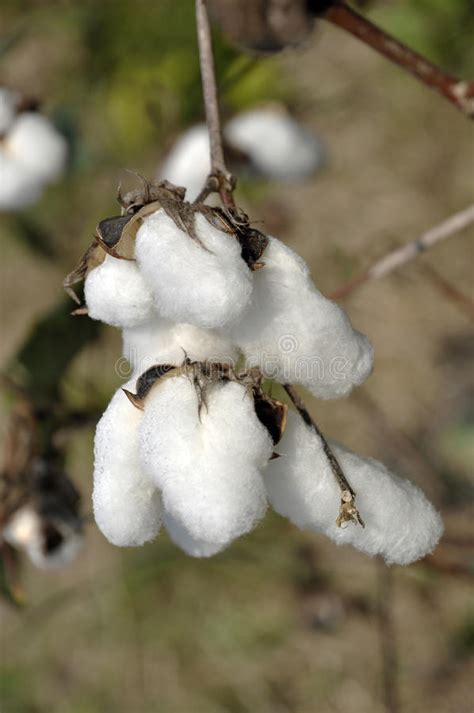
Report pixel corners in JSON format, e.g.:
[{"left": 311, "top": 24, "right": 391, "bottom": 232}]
[
  {"left": 225, "top": 108, "right": 324, "bottom": 180},
  {"left": 123, "top": 317, "right": 239, "bottom": 375},
  {"left": 0, "top": 151, "right": 43, "bottom": 210},
  {"left": 5, "top": 112, "right": 67, "bottom": 183},
  {"left": 265, "top": 412, "right": 443, "bottom": 565},
  {"left": 232, "top": 236, "right": 373, "bottom": 398},
  {"left": 158, "top": 124, "right": 210, "bottom": 201},
  {"left": 163, "top": 512, "right": 226, "bottom": 558},
  {"left": 93, "top": 382, "right": 162, "bottom": 547},
  {"left": 139, "top": 378, "right": 272, "bottom": 549},
  {"left": 85, "top": 255, "right": 155, "bottom": 329},
  {"left": 0, "top": 87, "right": 19, "bottom": 135},
  {"left": 135, "top": 210, "right": 252, "bottom": 330}
]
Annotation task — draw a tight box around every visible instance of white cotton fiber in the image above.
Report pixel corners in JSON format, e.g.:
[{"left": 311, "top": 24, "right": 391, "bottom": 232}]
[
  {"left": 0, "top": 88, "right": 18, "bottom": 135},
  {"left": 93, "top": 382, "right": 162, "bottom": 546},
  {"left": 264, "top": 412, "right": 443, "bottom": 565},
  {"left": 225, "top": 108, "right": 324, "bottom": 180},
  {"left": 0, "top": 151, "right": 43, "bottom": 211},
  {"left": 163, "top": 511, "right": 226, "bottom": 558},
  {"left": 135, "top": 209, "right": 253, "bottom": 330},
  {"left": 139, "top": 377, "right": 272, "bottom": 552},
  {"left": 85, "top": 254, "right": 155, "bottom": 329},
  {"left": 231, "top": 236, "right": 373, "bottom": 399},
  {"left": 159, "top": 124, "right": 210, "bottom": 201},
  {"left": 123, "top": 316, "right": 239, "bottom": 376},
  {"left": 5, "top": 112, "right": 67, "bottom": 183}
]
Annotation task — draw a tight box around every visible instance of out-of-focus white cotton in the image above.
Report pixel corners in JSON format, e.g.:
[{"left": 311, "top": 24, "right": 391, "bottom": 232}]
[
  {"left": 5, "top": 112, "right": 67, "bottom": 183},
  {"left": 85, "top": 255, "right": 155, "bottom": 329},
  {"left": 135, "top": 210, "right": 252, "bottom": 330},
  {"left": 231, "top": 236, "right": 373, "bottom": 399},
  {"left": 139, "top": 377, "right": 272, "bottom": 551},
  {"left": 264, "top": 411, "right": 443, "bottom": 565},
  {"left": 93, "top": 382, "right": 162, "bottom": 546},
  {"left": 159, "top": 124, "right": 210, "bottom": 202},
  {"left": 123, "top": 316, "right": 239, "bottom": 375},
  {"left": 225, "top": 108, "right": 324, "bottom": 180},
  {"left": 0, "top": 152, "right": 43, "bottom": 210}
]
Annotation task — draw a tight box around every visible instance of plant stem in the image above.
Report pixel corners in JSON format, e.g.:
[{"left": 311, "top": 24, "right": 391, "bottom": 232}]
[
  {"left": 329, "top": 204, "right": 474, "bottom": 300},
  {"left": 324, "top": 2, "right": 474, "bottom": 118},
  {"left": 195, "top": 0, "right": 236, "bottom": 206},
  {"left": 283, "top": 384, "right": 364, "bottom": 528}
]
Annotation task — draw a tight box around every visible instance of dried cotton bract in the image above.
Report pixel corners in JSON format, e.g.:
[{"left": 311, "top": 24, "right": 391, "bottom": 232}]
[
  {"left": 264, "top": 412, "right": 443, "bottom": 565},
  {"left": 135, "top": 210, "right": 253, "bottom": 329},
  {"left": 231, "top": 236, "right": 373, "bottom": 399}
]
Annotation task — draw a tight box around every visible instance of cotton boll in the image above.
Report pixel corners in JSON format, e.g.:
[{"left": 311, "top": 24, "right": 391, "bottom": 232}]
[
  {"left": 135, "top": 209, "right": 253, "bottom": 330},
  {"left": 0, "top": 151, "right": 43, "bottom": 210},
  {"left": 159, "top": 124, "right": 210, "bottom": 201},
  {"left": 93, "top": 382, "right": 162, "bottom": 546},
  {"left": 5, "top": 112, "right": 67, "bottom": 183},
  {"left": 0, "top": 88, "right": 18, "bottom": 135},
  {"left": 139, "top": 377, "right": 272, "bottom": 551},
  {"left": 231, "top": 236, "right": 373, "bottom": 399},
  {"left": 264, "top": 412, "right": 443, "bottom": 565},
  {"left": 225, "top": 108, "right": 324, "bottom": 180},
  {"left": 163, "top": 512, "right": 226, "bottom": 558},
  {"left": 123, "top": 316, "right": 239, "bottom": 376},
  {"left": 2, "top": 505, "right": 83, "bottom": 570},
  {"left": 85, "top": 254, "right": 155, "bottom": 329}
]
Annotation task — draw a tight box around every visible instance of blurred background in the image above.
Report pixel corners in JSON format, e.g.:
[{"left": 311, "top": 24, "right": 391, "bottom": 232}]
[{"left": 0, "top": 1, "right": 473, "bottom": 712}]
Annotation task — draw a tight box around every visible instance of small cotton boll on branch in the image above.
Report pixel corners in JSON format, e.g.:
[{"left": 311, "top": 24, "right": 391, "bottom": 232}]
[
  {"left": 0, "top": 88, "right": 19, "bottom": 135},
  {"left": 231, "top": 236, "right": 373, "bottom": 399},
  {"left": 264, "top": 412, "right": 443, "bottom": 565},
  {"left": 225, "top": 108, "right": 324, "bottom": 180},
  {"left": 123, "top": 317, "right": 239, "bottom": 375},
  {"left": 85, "top": 255, "right": 155, "bottom": 328},
  {"left": 5, "top": 112, "right": 67, "bottom": 183},
  {"left": 135, "top": 210, "right": 253, "bottom": 330},
  {"left": 0, "top": 152, "right": 43, "bottom": 210},
  {"left": 139, "top": 377, "right": 272, "bottom": 551},
  {"left": 93, "top": 382, "right": 162, "bottom": 546}
]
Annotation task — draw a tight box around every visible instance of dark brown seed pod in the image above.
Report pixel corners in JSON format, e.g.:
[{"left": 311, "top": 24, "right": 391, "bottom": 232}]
[
  {"left": 96, "top": 215, "right": 135, "bottom": 258},
  {"left": 252, "top": 389, "right": 288, "bottom": 445},
  {"left": 123, "top": 364, "right": 179, "bottom": 410}
]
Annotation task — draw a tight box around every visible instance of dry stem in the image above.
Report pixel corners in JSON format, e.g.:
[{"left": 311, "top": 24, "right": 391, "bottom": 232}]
[
  {"left": 195, "top": 0, "right": 236, "bottom": 207},
  {"left": 330, "top": 204, "right": 474, "bottom": 300},
  {"left": 283, "top": 384, "right": 364, "bottom": 528},
  {"left": 324, "top": 3, "right": 474, "bottom": 119}
]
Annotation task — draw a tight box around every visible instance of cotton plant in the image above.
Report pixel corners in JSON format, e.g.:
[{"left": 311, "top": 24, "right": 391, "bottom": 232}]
[
  {"left": 0, "top": 87, "right": 67, "bottom": 211},
  {"left": 158, "top": 106, "right": 325, "bottom": 201},
  {"left": 65, "top": 176, "right": 443, "bottom": 565}
]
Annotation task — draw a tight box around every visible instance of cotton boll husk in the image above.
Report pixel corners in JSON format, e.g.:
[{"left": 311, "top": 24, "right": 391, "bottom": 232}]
[
  {"left": 231, "top": 236, "right": 373, "bottom": 399},
  {"left": 159, "top": 124, "right": 210, "bottom": 201},
  {"left": 135, "top": 210, "right": 253, "bottom": 330},
  {"left": 0, "top": 88, "right": 18, "bottom": 135},
  {"left": 264, "top": 412, "right": 443, "bottom": 565},
  {"left": 163, "top": 512, "right": 226, "bottom": 558},
  {"left": 0, "top": 151, "right": 43, "bottom": 210},
  {"left": 5, "top": 112, "right": 67, "bottom": 183},
  {"left": 85, "top": 254, "right": 155, "bottom": 329},
  {"left": 123, "top": 316, "right": 239, "bottom": 376},
  {"left": 225, "top": 108, "right": 324, "bottom": 180},
  {"left": 139, "top": 377, "right": 272, "bottom": 549},
  {"left": 93, "top": 382, "right": 162, "bottom": 546}
]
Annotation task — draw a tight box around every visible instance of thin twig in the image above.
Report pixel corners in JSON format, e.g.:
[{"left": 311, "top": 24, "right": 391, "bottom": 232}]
[
  {"left": 283, "top": 384, "right": 364, "bottom": 528},
  {"left": 330, "top": 204, "right": 474, "bottom": 300},
  {"left": 376, "top": 559, "right": 400, "bottom": 713},
  {"left": 418, "top": 263, "right": 474, "bottom": 322},
  {"left": 195, "top": 0, "right": 236, "bottom": 207},
  {"left": 324, "top": 2, "right": 474, "bottom": 119}
]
